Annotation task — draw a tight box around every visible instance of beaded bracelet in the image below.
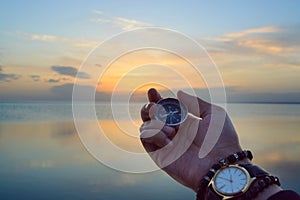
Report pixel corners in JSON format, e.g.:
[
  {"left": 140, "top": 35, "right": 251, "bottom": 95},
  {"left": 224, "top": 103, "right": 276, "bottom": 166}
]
[
  {"left": 231, "top": 175, "right": 281, "bottom": 200},
  {"left": 196, "top": 150, "right": 253, "bottom": 200}
]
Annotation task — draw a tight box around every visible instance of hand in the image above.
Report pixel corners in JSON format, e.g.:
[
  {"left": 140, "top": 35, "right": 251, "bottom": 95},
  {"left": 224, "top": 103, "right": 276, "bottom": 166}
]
[{"left": 140, "top": 88, "right": 248, "bottom": 191}]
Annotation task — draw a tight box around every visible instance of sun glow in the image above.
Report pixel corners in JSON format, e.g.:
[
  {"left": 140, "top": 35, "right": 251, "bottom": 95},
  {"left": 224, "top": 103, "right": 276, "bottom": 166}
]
[{"left": 95, "top": 49, "right": 206, "bottom": 94}]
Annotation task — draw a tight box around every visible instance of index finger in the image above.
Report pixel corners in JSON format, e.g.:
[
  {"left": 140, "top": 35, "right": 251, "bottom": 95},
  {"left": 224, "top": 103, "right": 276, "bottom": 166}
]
[
  {"left": 148, "top": 88, "right": 162, "bottom": 103},
  {"left": 141, "top": 88, "right": 163, "bottom": 122}
]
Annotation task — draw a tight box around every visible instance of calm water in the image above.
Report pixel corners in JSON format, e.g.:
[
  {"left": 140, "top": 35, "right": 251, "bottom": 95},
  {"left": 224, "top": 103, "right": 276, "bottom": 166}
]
[{"left": 0, "top": 102, "right": 299, "bottom": 199}]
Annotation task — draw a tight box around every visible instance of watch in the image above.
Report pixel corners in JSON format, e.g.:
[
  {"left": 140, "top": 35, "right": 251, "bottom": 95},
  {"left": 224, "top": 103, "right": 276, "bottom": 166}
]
[
  {"left": 154, "top": 98, "right": 188, "bottom": 126},
  {"left": 206, "top": 164, "right": 269, "bottom": 199}
]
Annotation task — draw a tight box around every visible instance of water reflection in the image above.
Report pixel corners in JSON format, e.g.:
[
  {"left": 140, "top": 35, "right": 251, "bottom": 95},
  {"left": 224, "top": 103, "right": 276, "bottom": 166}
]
[
  {"left": 0, "top": 103, "right": 299, "bottom": 199},
  {"left": 0, "top": 121, "right": 194, "bottom": 199}
]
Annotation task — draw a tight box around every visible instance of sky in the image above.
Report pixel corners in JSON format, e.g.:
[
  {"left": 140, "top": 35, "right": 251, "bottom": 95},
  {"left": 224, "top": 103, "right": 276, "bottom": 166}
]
[{"left": 0, "top": 0, "right": 300, "bottom": 102}]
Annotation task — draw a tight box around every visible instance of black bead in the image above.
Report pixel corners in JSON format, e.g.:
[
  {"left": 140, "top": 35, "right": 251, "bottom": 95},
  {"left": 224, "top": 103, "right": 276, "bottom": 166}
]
[
  {"left": 264, "top": 177, "right": 271, "bottom": 186},
  {"left": 270, "top": 176, "right": 276, "bottom": 183},
  {"left": 258, "top": 179, "right": 266, "bottom": 190},
  {"left": 212, "top": 164, "right": 221, "bottom": 171},
  {"left": 218, "top": 158, "right": 226, "bottom": 166},
  {"left": 247, "top": 150, "right": 253, "bottom": 160},
  {"left": 203, "top": 176, "right": 211, "bottom": 183},
  {"left": 227, "top": 154, "right": 237, "bottom": 163},
  {"left": 206, "top": 171, "right": 215, "bottom": 179},
  {"left": 274, "top": 176, "right": 281, "bottom": 186},
  {"left": 237, "top": 152, "right": 245, "bottom": 160},
  {"left": 199, "top": 179, "right": 208, "bottom": 187}
]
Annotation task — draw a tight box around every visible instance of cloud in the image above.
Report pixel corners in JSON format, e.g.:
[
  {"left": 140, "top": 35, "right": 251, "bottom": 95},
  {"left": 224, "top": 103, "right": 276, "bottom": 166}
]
[
  {"left": 0, "top": 67, "right": 20, "bottom": 82},
  {"left": 210, "top": 26, "right": 281, "bottom": 42},
  {"left": 91, "top": 10, "right": 152, "bottom": 31},
  {"left": 51, "top": 65, "right": 90, "bottom": 79},
  {"left": 207, "top": 25, "right": 300, "bottom": 55},
  {"left": 22, "top": 33, "right": 98, "bottom": 48},
  {"left": 0, "top": 73, "right": 19, "bottom": 82},
  {"left": 29, "top": 75, "right": 40, "bottom": 82},
  {"left": 51, "top": 83, "right": 111, "bottom": 101},
  {"left": 46, "top": 78, "right": 60, "bottom": 83},
  {"left": 204, "top": 25, "right": 300, "bottom": 71}
]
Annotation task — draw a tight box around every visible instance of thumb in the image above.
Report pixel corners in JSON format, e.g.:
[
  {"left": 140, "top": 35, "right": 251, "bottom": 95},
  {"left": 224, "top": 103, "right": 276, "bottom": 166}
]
[{"left": 177, "top": 90, "right": 211, "bottom": 118}]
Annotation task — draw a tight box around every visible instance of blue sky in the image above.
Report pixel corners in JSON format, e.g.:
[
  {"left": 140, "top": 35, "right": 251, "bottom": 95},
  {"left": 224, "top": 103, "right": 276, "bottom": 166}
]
[
  {"left": 2, "top": 1, "right": 300, "bottom": 37},
  {"left": 0, "top": 0, "right": 300, "bottom": 101}
]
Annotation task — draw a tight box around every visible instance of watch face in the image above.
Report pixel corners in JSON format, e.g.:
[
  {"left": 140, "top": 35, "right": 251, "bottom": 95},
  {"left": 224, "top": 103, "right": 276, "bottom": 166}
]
[
  {"left": 212, "top": 165, "right": 250, "bottom": 196},
  {"left": 155, "top": 98, "right": 188, "bottom": 126}
]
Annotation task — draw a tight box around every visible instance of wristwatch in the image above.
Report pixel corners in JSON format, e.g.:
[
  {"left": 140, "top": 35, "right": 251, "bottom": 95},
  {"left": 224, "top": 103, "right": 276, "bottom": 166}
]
[{"left": 206, "top": 164, "right": 269, "bottom": 199}]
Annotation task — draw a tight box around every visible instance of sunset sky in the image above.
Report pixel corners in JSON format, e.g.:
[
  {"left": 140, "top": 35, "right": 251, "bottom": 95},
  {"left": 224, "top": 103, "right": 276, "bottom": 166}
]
[{"left": 1, "top": 0, "right": 300, "bottom": 102}]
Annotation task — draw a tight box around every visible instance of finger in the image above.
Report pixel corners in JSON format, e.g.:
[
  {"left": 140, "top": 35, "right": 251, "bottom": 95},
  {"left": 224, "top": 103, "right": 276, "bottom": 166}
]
[
  {"left": 140, "top": 120, "right": 176, "bottom": 139},
  {"left": 140, "top": 88, "right": 162, "bottom": 122},
  {"left": 148, "top": 88, "right": 162, "bottom": 103},
  {"left": 164, "top": 126, "right": 176, "bottom": 139},
  {"left": 177, "top": 90, "right": 212, "bottom": 118},
  {"left": 141, "top": 119, "right": 165, "bottom": 131},
  {"left": 140, "top": 129, "right": 172, "bottom": 148},
  {"left": 141, "top": 142, "right": 158, "bottom": 152},
  {"left": 141, "top": 102, "right": 156, "bottom": 122}
]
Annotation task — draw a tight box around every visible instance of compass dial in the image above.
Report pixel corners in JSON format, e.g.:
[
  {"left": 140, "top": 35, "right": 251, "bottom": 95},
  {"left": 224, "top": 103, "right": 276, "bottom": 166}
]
[{"left": 155, "top": 98, "right": 188, "bottom": 126}]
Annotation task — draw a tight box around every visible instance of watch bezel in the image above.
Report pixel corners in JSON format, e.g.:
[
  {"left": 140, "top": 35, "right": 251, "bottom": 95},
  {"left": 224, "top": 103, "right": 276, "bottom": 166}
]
[{"left": 211, "top": 165, "right": 255, "bottom": 199}]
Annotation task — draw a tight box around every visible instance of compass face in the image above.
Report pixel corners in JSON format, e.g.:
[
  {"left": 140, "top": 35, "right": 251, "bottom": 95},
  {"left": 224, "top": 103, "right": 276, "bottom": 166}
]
[{"left": 155, "top": 98, "right": 188, "bottom": 126}]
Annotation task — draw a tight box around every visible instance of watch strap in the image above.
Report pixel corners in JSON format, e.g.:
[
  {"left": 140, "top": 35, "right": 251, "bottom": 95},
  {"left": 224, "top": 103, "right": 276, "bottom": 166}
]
[
  {"left": 205, "top": 184, "right": 223, "bottom": 200},
  {"left": 239, "top": 164, "right": 269, "bottom": 178}
]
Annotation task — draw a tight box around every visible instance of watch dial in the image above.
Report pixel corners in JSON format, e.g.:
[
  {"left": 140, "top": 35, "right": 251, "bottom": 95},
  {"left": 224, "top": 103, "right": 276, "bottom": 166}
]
[
  {"left": 155, "top": 98, "right": 188, "bottom": 126},
  {"left": 214, "top": 166, "right": 249, "bottom": 195}
]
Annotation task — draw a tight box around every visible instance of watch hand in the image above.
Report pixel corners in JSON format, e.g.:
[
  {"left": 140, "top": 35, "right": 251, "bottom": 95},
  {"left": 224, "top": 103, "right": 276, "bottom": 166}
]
[
  {"left": 218, "top": 177, "right": 231, "bottom": 182},
  {"left": 229, "top": 171, "right": 234, "bottom": 193}
]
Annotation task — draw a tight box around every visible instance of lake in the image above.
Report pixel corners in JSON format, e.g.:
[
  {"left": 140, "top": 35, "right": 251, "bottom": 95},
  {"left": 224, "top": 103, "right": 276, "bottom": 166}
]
[{"left": 0, "top": 102, "right": 299, "bottom": 199}]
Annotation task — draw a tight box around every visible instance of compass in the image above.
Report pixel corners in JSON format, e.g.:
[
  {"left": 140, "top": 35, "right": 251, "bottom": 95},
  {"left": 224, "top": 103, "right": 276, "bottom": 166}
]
[{"left": 155, "top": 98, "right": 188, "bottom": 126}]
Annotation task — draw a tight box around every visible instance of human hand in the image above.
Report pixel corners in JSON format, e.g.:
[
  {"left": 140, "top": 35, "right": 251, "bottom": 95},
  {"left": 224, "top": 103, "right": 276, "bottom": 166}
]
[{"left": 140, "top": 88, "right": 249, "bottom": 191}]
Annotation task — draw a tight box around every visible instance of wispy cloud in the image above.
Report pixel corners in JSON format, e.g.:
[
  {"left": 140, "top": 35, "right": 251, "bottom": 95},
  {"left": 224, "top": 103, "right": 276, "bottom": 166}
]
[
  {"left": 206, "top": 25, "right": 300, "bottom": 56},
  {"left": 211, "top": 26, "right": 281, "bottom": 42},
  {"left": 22, "top": 32, "right": 98, "bottom": 48},
  {"left": 46, "top": 78, "right": 60, "bottom": 83},
  {"left": 90, "top": 10, "right": 152, "bottom": 31},
  {"left": 51, "top": 65, "right": 90, "bottom": 79}
]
